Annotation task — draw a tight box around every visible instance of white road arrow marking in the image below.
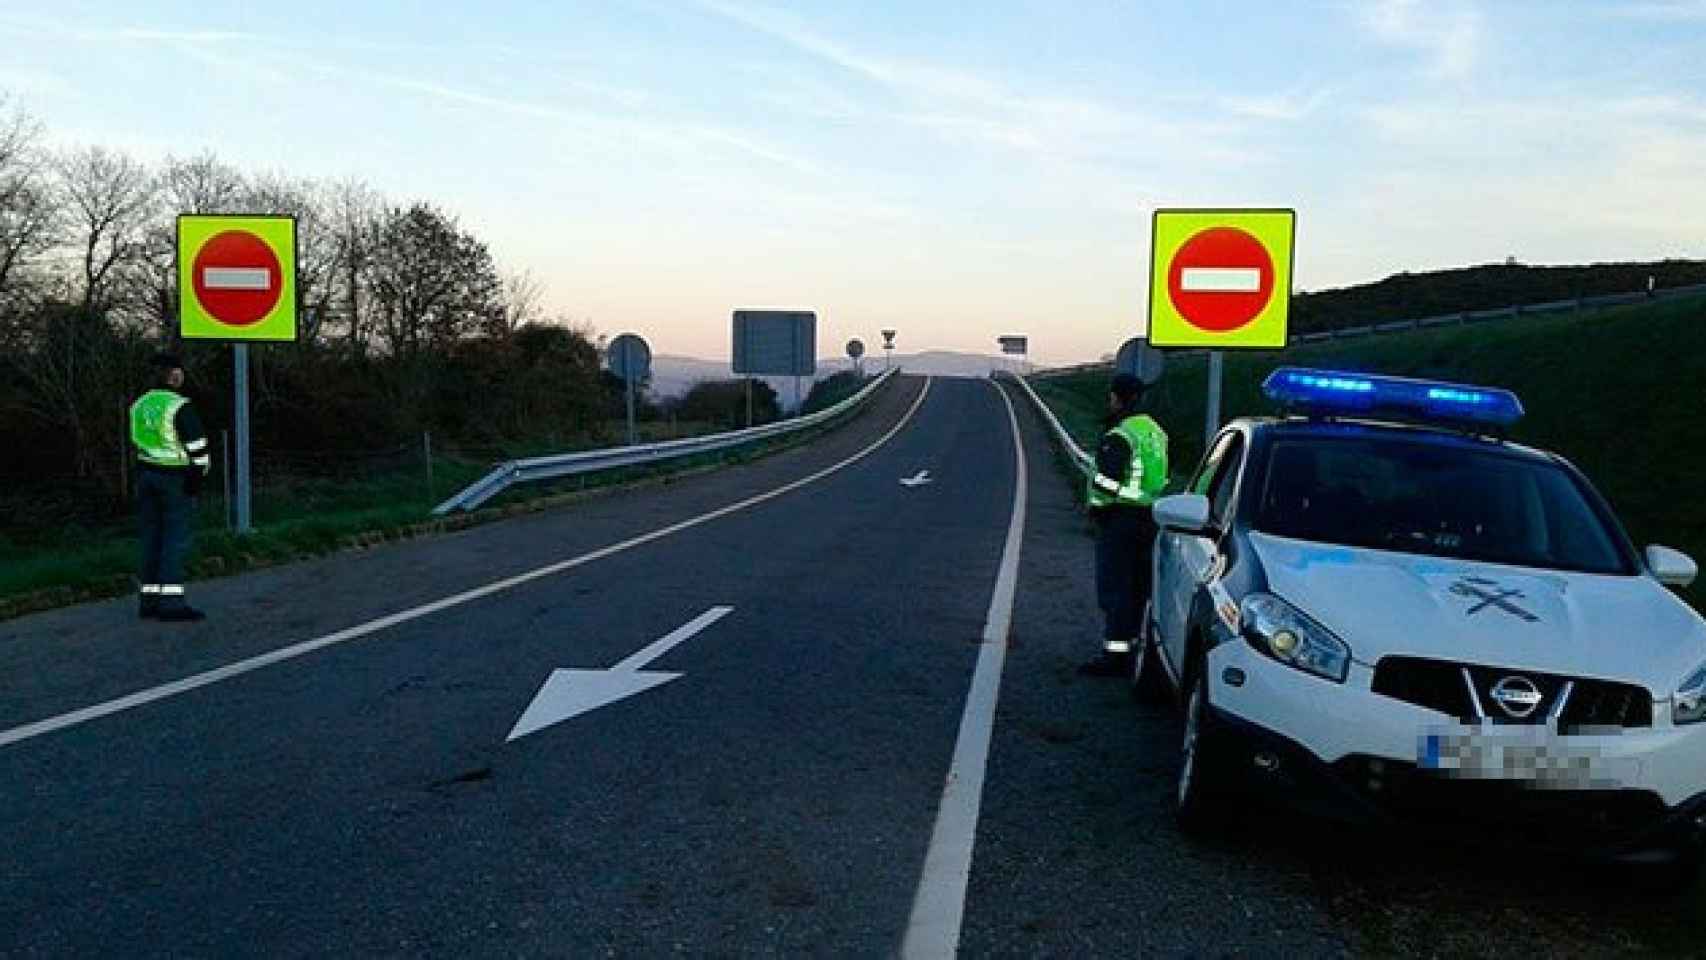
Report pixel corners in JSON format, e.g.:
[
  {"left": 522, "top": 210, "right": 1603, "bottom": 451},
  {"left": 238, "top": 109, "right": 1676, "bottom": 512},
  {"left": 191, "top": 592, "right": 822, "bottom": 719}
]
[
  {"left": 900, "top": 469, "right": 932, "bottom": 487},
  {"left": 506, "top": 605, "right": 733, "bottom": 742}
]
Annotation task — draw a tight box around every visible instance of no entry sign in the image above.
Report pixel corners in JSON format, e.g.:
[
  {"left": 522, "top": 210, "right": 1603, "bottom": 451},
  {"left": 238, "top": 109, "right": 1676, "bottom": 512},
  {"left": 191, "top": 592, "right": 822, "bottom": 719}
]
[
  {"left": 1147, "top": 209, "right": 1294, "bottom": 349},
  {"left": 178, "top": 215, "right": 298, "bottom": 341}
]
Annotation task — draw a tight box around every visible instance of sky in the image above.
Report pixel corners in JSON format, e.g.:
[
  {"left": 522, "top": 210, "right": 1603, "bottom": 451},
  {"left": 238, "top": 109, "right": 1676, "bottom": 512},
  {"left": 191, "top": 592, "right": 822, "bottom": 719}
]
[{"left": 2, "top": 0, "right": 1704, "bottom": 364}]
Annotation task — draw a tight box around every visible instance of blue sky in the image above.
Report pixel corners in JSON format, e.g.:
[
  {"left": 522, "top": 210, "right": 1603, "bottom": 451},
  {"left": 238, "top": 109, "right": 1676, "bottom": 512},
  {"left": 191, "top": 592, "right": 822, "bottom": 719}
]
[{"left": 3, "top": 0, "right": 1704, "bottom": 363}]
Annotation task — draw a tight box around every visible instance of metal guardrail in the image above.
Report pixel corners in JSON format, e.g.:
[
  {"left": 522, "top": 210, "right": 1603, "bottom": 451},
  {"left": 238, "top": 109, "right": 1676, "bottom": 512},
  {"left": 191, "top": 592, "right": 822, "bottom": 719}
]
[
  {"left": 432, "top": 369, "right": 899, "bottom": 514},
  {"left": 1001, "top": 371, "right": 1094, "bottom": 477}
]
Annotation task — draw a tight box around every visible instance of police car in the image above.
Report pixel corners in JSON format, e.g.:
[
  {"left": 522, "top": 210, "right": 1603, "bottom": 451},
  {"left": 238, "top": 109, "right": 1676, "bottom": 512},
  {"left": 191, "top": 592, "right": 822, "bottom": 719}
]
[{"left": 1129, "top": 367, "right": 1706, "bottom": 877}]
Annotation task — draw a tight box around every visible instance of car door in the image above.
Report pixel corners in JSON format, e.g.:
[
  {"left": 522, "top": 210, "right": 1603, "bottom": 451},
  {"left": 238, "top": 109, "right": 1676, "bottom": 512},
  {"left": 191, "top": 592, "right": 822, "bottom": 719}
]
[{"left": 1155, "top": 431, "right": 1243, "bottom": 667}]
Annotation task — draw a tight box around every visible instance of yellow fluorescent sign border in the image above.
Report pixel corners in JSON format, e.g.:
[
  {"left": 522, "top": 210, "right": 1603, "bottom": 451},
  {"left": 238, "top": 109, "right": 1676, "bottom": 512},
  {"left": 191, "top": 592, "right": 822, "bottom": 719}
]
[
  {"left": 1147, "top": 208, "right": 1295, "bottom": 350},
  {"left": 177, "top": 214, "right": 299, "bottom": 342}
]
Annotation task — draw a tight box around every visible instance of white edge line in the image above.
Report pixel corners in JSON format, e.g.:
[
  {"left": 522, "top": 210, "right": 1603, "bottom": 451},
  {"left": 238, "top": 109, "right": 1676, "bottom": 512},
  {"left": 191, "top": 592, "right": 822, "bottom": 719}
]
[
  {"left": 0, "top": 379, "right": 934, "bottom": 750},
  {"left": 901, "top": 377, "right": 1027, "bottom": 959}
]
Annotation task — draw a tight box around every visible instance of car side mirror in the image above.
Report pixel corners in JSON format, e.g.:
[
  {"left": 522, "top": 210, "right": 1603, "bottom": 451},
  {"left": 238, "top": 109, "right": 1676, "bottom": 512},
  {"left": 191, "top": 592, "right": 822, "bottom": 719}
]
[
  {"left": 1647, "top": 545, "right": 1698, "bottom": 588},
  {"left": 1154, "top": 493, "right": 1213, "bottom": 535}
]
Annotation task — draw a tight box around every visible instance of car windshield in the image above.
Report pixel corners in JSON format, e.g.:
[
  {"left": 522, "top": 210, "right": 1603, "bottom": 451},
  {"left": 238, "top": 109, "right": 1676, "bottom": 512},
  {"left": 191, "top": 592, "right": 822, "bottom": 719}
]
[{"left": 1253, "top": 436, "right": 1634, "bottom": 575}]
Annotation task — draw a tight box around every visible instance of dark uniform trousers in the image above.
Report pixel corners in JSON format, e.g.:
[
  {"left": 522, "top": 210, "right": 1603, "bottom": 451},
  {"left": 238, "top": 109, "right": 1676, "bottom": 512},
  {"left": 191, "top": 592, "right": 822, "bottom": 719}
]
[
  {"left": 137, "top": 467, "right": 194, "bottom": 609},
  {"left": 1094, "top": 505, "right": 1159, "bottom": 648}
]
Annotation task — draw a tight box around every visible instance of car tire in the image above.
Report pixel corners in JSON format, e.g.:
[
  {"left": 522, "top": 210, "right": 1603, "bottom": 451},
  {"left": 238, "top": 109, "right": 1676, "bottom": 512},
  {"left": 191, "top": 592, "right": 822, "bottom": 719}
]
[
  {"left": 1634, "top": 845, "right": 1705, "bottom": 893},
  {"left": 1175, "top": 662, "right": 1228, "bottom": 835},
  {"left": 1129, "top": 603, "right": 1164, "bottom": 704}
]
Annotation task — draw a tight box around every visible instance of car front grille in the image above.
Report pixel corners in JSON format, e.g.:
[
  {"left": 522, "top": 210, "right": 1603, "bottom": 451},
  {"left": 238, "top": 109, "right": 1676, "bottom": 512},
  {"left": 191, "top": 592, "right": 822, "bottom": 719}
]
[{"left": 1371, "top": 656, "right": 1652, "bottom": 729}]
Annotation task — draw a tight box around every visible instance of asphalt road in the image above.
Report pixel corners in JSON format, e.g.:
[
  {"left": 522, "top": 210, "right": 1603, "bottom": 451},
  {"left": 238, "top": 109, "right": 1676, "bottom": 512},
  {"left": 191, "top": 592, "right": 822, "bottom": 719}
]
[{"left": 4, "top": 373, "right": 1703, "bottom": 958}]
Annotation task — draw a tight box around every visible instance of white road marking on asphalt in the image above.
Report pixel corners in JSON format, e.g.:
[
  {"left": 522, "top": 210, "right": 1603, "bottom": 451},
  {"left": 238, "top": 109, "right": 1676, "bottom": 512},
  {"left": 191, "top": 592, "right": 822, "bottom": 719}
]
[
  {"left": 1180, "top": 266, "right": 1261, "bottom": 293},
  {"left": 901, "top": 377, "right": 1026, "bottom": 959},
  {"left": 899, "top": 469, "right": 932, "bottom": 487},
  {"left": 0, "top": 380, "right": 934, "bottom": 750},
  {"left": 201, "top": 267, "right": 272, "bottom": 290},
  {"left": 507, "top": 605, "right": 733, "bottom": 742}
]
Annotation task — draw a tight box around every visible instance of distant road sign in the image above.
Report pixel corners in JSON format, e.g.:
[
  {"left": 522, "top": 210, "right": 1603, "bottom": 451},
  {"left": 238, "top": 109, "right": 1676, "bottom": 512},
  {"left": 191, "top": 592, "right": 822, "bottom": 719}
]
[
  {"left": 178, "top": 215, "right": 297, "bottom": 341},
  {"left": 846, "top": 338, "right": 865, "bottom": 359},
  {"left": 733, "top": 310, "right": 816, "bottom": 376},
  {"left": 1114, "top": 337, "right": 1166, "bottom": 385},
  {"left": 607, "top": 333, "right": 651, "bottom": 382},
  {"left": 1148, "top": 209, "right": 1294, "bottom": 349},
  {"left": 997, "top": 335, "right": 1028, "bottom": 355},
  {"left": 881, "top": 329, "right": 896, "bottom": 348}
]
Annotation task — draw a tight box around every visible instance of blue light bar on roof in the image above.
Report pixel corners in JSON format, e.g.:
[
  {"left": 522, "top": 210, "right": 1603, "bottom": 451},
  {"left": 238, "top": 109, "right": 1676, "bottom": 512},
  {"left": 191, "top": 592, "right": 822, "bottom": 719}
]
[{"left": 1262, "top": 367, "right": 1524, "bottom": 428}]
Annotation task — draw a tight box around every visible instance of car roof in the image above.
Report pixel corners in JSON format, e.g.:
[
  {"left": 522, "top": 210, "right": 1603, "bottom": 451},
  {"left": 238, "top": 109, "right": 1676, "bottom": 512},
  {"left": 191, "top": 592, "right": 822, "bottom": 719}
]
[{"left": 1228, "top": 416, "right": 1557, "bottom": 464}]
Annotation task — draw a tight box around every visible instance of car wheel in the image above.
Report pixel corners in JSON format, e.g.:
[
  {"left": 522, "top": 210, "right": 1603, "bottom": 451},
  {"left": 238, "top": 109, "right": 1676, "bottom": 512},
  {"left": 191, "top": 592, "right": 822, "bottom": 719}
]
[
  {"left": 1175, "top": 663, "right": 1226, "bottom": 834},
  {"left": 1633, "top": 845, "right": 1705, "bottom": 894},
  {"left": 1129, "top": 603, "right": 1164, "bottom": 704}
]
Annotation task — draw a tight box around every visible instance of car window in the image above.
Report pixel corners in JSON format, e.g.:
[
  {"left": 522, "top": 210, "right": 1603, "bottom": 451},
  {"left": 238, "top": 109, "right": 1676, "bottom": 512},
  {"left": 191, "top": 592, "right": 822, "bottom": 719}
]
[{"left": 1253, "top": 437, "right": 1633, "bottom": 575}]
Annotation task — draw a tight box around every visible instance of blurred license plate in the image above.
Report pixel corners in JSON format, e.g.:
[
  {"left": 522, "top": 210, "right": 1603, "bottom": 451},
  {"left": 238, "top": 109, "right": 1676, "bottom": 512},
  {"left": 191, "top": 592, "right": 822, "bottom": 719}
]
[{"left": 1417, "top": 727, "right": 1630, "bottom": 788}]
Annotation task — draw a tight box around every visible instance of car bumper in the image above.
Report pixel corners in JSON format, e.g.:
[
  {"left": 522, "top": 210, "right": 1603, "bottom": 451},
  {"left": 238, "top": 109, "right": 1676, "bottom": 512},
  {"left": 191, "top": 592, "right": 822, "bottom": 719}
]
[{"left": 1205, "top": 640, "right": 1706, "bottom": 859}]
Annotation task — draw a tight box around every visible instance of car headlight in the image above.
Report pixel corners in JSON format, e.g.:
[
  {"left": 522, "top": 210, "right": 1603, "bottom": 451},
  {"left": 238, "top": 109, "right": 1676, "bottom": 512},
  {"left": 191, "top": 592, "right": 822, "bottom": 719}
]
[
  {"left": 1240, "top": 593, "right": 1351, "bottom": 683},
  {"left": 1674, "top": 662, "right": 1706, "bottom": 725}
]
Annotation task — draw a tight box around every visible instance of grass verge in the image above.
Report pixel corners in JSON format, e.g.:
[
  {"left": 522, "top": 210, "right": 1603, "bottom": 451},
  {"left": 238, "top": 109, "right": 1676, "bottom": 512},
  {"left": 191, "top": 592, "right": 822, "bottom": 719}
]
[
  {"left": 1027, "top": 294, "right": 1706, "bottom": 611},
  {"left": 0, "top": 388, "right": 885, "bottom": 621}
]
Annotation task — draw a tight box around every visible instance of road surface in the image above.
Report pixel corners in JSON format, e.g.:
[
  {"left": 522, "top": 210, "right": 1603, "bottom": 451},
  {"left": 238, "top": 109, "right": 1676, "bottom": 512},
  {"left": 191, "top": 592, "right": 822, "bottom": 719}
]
[{"left": 1, "top": 374, "right": 1696, "bottom": 957}]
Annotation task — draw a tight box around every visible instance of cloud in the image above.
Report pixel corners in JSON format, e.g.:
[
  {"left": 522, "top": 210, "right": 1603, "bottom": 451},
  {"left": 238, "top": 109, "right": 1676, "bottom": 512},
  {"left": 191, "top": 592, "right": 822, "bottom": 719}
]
[{"left": 1359, "top": 0, "right": 1483, "bottom": 79}]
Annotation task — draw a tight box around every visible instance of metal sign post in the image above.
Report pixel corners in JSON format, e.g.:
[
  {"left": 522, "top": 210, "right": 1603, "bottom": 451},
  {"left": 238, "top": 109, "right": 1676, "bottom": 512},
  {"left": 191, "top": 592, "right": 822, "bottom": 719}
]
[
  {"left": 179, "top": 214, "right": 299, "bottom": 537},
  {"left": 625, "top": 377, "right": 637, "bottom": 445},
  {"left": 233, "top": 343, "right": 252, "bottom": 533},
  {"left": 881, "top": 329, "right": 896, "bottom": 371},
  {"left": 1205, "top": 351, "right": 1224, "bottom": 445},
  {"left": 606, "top": 333, "right": 652, "bottom": 445}
]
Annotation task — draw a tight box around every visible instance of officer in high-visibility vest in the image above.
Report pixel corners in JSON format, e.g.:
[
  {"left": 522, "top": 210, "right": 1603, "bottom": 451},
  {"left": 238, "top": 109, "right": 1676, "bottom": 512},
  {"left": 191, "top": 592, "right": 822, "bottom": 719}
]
[
  {"left": 1080, "top": 373, "right": 1168, "bottom": 676},
  {"left": 130, "top": 353, "right": 210, "bottom": 622}
]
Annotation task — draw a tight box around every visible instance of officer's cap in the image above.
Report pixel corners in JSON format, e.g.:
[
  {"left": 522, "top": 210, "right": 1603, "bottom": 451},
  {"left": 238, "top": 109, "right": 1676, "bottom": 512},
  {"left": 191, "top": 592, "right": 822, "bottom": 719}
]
[{"left": 1109, "top": 373, "right": 1144, "bottom": 403}]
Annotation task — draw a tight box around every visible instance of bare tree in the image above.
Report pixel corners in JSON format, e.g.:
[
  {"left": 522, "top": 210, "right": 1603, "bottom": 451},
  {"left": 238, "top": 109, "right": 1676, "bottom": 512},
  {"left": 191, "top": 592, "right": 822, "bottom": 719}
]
[
  {"left": 126, "top": 151, "right": 250, "bottom": 336},
  {"left": 493, "top": 268, "right": 544, "bottom": 340},
  {"left": 52, "top": 145, "right": 154, "bottom": 311},
  {"left": 365, "top": 202, "right": 503, "bottom": 359},
  {"left": 246, "top": 172, "right": 336, "bottom": 345},
  {"left": 0, "top": 96, "right": 58, "bottom": 315},
  {"left": 327, "top": 178, "right": 383, "bottom": 356}
]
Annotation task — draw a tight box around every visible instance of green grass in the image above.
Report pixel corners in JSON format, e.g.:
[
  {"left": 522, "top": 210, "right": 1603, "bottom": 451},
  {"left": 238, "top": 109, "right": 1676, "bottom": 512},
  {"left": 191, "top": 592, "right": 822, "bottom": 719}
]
[{"left": 1030, "top": 294, "right": 1706, "bottom": 610}]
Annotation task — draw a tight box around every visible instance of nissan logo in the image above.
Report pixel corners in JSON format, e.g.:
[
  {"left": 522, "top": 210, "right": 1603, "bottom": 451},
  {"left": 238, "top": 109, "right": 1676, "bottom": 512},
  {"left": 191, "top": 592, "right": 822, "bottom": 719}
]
[{"left": 1489, "top": 676, "right": 1543, "bottom": 719}]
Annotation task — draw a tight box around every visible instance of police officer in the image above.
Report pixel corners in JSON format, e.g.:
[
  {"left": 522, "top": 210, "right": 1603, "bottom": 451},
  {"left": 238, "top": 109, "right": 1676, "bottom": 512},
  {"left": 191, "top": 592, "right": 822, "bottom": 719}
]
[
  {"left": 130, "top": 353, "right": 210, "bottom": 622},
  {"left": 1080, "top": 373, "right": 1168, "bottom": 676}
]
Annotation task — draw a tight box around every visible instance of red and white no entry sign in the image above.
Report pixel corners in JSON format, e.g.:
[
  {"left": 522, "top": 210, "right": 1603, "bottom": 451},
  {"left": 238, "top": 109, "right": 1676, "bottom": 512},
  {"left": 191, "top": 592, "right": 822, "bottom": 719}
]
[
  {"left": 1166, "top": 226, "right": 1275, "bottom": 333},
  {"left": 191, "top": 230, "right": 283, "bottom": 326}
]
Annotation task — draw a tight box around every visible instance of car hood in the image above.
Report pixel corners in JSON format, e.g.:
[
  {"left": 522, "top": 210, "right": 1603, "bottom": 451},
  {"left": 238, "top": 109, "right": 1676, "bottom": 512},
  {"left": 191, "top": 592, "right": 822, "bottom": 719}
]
[{"left": 1247, "top": 532, "right": 1706, "bottom": 692}]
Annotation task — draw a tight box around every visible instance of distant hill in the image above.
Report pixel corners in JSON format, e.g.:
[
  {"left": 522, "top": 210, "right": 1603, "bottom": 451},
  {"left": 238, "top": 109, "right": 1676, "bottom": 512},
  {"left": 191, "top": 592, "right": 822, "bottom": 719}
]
[
  {"left": 647, "top": 351, "right": 1012, "bottom": 404},
  {"left": 1293, "top": 259, "right": 1706, "bottom": 335}
]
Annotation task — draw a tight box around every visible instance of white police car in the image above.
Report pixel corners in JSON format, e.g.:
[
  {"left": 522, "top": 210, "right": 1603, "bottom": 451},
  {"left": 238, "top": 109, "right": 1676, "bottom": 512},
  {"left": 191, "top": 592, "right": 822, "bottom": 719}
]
[{"left": 1129, "top": 367, "right": 1706, "bottom": 877}]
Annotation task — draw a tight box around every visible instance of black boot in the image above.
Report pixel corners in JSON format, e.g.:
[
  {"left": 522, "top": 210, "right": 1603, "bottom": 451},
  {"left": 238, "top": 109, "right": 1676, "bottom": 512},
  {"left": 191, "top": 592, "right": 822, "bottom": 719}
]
[
  {"left": 156, "top": 605, "right": 206, "bottom": 623},
  {"left": 1077, "top": 651, "right": 1130, "bottom": 677},
  {"left": 139, "top": 596, "right": 160, "bottom": 619}
]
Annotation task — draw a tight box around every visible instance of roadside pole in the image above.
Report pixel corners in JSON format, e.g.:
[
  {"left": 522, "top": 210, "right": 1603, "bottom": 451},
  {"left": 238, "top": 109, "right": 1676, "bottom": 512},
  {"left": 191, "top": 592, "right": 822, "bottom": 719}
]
[
  {"left": 625, "top": 376, "right": 637, "bottom": 445},
  {"left": 1205, "top": 350, "right": 1223, "bottom": 446},
  {"left": 746, "top": 378, "right": 754, "bottom": 427},
  {"left": 234, "top": 343, "right": 252, "bottom": 534}
]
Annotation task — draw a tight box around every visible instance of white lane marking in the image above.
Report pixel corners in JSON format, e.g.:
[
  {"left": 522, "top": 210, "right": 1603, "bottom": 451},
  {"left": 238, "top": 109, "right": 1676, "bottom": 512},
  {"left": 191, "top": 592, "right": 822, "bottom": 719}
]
[
  {"left": 507, "top": 605, "right": 734, "bottom": 742},
  {"left": 1180, "top": 267, "right": 1261, "bottom": 293},
  {"left": 0, "top": 380, "right": 934, "bottom": 750},
  {"left": 899, "top": 469, "right": 932, "bottom": 488},
  {"left": 202, "top": 267, "right": 272, "bottom": 290},
  {"left": 901, "top": 378, "right": 1027, "bottom": 959}
]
